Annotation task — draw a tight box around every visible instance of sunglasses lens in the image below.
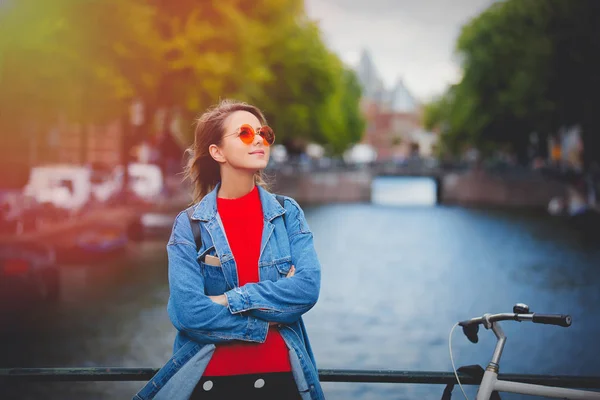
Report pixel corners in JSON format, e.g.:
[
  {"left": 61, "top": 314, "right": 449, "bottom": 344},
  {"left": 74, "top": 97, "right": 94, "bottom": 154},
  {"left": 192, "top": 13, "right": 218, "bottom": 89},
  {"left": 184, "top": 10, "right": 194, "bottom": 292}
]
[
  {"left": 239, "top": 125, "right": 255, "bottom": 144},
  {"left": 260, "top": 126, "right": 275, "bottom": 146}
]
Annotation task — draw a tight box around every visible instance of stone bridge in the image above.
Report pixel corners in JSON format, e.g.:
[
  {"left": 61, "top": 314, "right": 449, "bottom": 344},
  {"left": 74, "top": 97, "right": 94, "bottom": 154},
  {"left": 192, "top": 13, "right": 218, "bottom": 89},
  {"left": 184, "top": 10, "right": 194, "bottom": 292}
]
[{"left": 268, "top": 164, "right": 567, "bottom": 208}]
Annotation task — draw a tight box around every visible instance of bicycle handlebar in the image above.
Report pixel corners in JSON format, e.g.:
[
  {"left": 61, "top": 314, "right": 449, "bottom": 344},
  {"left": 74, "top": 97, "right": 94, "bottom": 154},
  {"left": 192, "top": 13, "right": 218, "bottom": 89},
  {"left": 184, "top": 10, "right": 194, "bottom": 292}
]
[
  {"left": 458, "top": 312, "right": 571, "bottom": 343},
  {"left": 459, "top": 312, "right": 571, "bottom": 328}
]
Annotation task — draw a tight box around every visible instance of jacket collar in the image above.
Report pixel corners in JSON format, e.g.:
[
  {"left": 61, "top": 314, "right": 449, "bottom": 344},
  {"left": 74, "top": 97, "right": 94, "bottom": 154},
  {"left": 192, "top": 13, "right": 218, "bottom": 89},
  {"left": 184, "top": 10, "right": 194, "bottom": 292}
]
[{"left": 191, "top": 182, "right": 285, "bottom": 222}]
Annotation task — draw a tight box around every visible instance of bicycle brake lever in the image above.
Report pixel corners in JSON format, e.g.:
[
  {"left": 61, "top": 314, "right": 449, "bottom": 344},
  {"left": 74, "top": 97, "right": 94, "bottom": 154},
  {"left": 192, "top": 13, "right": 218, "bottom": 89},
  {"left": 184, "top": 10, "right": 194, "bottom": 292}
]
[{"left": 462, "top": 323, "right": 479, "bottom": 343}]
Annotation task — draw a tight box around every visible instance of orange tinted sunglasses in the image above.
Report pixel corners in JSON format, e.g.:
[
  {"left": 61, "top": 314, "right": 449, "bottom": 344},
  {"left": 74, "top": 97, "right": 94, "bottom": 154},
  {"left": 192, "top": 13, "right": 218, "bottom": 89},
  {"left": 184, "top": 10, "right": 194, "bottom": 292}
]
[{"left": 234, "top": 124, "right": 275, "bottom": 146}]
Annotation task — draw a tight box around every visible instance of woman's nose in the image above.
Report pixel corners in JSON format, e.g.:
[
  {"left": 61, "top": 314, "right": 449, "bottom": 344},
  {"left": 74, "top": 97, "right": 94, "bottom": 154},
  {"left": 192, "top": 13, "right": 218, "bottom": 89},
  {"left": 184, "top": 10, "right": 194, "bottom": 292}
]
[{"left": 253, "top": 132, "right": 263, "bottom": 146}]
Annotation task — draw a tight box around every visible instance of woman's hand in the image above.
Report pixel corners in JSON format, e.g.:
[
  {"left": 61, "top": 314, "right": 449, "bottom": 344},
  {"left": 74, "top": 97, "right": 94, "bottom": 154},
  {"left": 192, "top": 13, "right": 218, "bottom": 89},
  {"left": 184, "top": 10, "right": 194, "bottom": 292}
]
[
  {"left": 208, "top": 294, "right": 229, "bottom": 306},
  {"left": 286, "top": 265, "right": 295, "bottom": 278}
]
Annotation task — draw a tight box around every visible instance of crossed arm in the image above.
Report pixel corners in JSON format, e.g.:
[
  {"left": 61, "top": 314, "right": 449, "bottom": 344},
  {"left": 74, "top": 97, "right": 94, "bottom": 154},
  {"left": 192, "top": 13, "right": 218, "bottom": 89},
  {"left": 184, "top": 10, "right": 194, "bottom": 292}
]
[
  {"left": 208, "top": 265, "right": 296, "bottom": 307},
  {"left": 208, "top": 264, "right": 295, "bottom": 314}
]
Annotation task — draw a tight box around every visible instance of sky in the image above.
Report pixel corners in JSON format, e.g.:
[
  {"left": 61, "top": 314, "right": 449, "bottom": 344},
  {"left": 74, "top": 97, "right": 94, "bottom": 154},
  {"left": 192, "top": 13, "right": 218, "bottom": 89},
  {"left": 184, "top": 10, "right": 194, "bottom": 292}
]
[{"left": 304, "top": 0, "right": 495, "bottom": 102}]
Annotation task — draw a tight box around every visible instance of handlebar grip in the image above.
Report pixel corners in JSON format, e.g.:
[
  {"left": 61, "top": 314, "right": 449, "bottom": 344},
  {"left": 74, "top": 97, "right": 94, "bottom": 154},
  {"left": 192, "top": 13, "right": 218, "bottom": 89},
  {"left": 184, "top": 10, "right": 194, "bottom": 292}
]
[{"left": 532, "top": 314, "right": 572, "bottom": 327}]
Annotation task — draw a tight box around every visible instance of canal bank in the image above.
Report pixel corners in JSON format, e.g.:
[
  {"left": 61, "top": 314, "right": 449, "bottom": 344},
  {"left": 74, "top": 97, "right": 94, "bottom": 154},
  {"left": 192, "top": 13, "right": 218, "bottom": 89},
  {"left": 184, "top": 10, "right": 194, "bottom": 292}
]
[
  {"left": 0, "top": 171, "right": 566, "bottom": 261},
  {"left": 0, "top": 194, "right": 188, "bottom": 270}
]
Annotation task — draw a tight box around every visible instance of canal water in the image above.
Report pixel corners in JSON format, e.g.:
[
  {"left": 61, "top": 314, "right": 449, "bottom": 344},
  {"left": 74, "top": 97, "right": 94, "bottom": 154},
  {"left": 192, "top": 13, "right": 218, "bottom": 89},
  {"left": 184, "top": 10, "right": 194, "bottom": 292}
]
[{"left": 2, "top": 179, "right": 600, "bottom": 399}]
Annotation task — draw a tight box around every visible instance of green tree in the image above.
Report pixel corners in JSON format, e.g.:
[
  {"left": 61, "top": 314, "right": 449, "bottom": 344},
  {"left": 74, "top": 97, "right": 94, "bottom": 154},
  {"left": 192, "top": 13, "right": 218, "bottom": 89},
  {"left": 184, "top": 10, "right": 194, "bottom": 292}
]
[
  {"left": 0, "top": 0, "right": 160, "bottom": 147},
  {"left": 426, "top": 0, "right": 600, "bottom": 167},
  {"left": 455, "top": 0, "right": 555, "bottom": 162},
  {"left": 0, "top": 0, "right": 365, "bottom": 160}
]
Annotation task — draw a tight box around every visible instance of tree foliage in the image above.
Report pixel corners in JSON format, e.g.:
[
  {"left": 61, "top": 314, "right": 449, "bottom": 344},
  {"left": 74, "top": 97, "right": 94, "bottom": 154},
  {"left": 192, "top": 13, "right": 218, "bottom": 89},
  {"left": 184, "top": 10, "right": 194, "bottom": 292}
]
[
  {"left": 424, "top": 0, "right": 600, "bottom": 167},
  {"left": 0, "top": 0, "right": 365, "bottom": 160}
]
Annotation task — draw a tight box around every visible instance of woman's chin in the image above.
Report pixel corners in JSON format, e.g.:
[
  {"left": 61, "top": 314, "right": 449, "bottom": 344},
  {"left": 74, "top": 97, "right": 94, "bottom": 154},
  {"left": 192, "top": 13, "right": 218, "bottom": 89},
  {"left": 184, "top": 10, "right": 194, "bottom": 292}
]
[{"left": 239, "top": 161, "right": 269, "bottom": 172}]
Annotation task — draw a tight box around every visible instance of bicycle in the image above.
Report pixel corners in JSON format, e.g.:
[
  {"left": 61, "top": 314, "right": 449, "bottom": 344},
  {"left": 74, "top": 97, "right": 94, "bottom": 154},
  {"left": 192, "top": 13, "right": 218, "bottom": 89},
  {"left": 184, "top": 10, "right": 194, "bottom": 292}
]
[{"left": 448, "top": 303, "right": 600, "bottom": 399}]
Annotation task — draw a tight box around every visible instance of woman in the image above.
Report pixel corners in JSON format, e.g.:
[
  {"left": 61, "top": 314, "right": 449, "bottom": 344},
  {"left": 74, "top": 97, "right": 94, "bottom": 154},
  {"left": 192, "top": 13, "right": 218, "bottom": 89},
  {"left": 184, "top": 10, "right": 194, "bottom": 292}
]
[{"left": 134, "top": 100, "right": 324, "bottom": 400}]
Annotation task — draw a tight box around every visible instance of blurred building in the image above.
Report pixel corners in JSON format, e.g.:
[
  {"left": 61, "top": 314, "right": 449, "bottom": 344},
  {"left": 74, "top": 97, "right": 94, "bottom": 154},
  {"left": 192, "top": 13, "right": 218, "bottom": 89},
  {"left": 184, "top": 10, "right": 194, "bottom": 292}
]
[
  {"left": 23, "top": 111, "right": 186, "bottom": 173},
  {"left": 354, "top": 49, "right": 437, "bottom": 161},
  {"left": 28, "top": 117, "right": 123, "bottom": 169}
]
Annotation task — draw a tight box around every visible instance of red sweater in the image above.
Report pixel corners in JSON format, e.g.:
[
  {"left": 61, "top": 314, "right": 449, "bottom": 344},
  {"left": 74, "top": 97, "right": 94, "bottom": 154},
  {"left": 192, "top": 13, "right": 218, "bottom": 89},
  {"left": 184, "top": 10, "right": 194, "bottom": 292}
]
[{"left": 203, "top": 186, "right": 291, "bottom": 376}]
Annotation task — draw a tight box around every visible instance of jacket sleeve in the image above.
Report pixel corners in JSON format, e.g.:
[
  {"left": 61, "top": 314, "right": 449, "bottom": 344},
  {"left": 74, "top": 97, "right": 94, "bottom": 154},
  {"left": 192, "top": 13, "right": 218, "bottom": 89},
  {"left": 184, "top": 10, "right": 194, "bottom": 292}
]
[
  {"left": 224, "top": 197, "right": 321, "bottom": 325},
  {"left": 167, "top": 211, "right": 269, "bottom": 343}
]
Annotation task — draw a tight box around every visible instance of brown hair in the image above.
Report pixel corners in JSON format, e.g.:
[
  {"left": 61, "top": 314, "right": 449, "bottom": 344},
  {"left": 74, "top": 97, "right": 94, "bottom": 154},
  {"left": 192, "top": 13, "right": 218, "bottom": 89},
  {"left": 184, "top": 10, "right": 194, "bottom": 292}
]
[{"left": 183, "top": 99, "right": 270, "bottom": 204}]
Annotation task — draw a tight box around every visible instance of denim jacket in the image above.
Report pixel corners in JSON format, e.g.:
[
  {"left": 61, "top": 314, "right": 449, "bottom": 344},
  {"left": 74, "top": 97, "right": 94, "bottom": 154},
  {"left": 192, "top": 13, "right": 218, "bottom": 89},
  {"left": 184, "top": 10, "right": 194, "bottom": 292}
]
[{"left": 134, "top": 184, "right": 324, "bottom": 400}]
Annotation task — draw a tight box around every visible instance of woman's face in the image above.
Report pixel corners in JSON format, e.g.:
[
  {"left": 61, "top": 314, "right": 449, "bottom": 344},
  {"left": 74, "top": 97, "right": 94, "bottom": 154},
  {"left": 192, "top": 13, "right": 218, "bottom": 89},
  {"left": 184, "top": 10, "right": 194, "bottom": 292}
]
[{"left": 211, "top": 110, "right": 271, "bottom": 172}]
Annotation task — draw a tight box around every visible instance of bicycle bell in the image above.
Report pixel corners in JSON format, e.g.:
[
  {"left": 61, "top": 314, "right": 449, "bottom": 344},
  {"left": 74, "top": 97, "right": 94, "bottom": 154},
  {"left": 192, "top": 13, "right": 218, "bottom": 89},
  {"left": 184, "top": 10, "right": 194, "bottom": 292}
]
[{"left": 513, "top": 303, "right": 530, "bottom": 314}]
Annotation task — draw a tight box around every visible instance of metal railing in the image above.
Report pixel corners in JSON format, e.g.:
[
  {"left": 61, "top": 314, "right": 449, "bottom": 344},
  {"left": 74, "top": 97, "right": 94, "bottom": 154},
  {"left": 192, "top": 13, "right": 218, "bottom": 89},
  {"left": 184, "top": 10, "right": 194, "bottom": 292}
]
[{"left": 1, "top": 367, "right": 599, "bottom": 389}]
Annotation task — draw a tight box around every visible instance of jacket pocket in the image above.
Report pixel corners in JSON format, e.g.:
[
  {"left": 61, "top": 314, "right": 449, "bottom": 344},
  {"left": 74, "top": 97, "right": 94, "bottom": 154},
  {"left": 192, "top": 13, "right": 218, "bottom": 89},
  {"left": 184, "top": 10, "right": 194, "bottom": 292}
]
[
  {"left": 259, "top": 257, "right": 292, "bottom": 282},
  {"left": 197, "top": 245, "right": 215, "bottom": 263},
  {"left": 201, "top": 261, "right": 229, "bottom": 295},
  {"left": 198, "top": 246, "right": 229, "bottom": 295}
]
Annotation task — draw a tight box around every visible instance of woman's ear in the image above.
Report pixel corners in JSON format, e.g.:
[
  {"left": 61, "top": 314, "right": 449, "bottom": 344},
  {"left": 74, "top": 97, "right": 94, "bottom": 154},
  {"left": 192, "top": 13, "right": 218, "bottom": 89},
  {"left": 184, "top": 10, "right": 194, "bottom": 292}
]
[{"left": 209, "top": 144, "right": 226, "bottom": 164}]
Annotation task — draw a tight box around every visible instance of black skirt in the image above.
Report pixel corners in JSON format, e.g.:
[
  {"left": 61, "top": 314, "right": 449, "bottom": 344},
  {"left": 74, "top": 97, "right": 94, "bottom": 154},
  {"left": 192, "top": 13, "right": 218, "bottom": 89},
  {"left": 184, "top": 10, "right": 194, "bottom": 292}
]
[{"left": 190, "top": 372, "right": 302, "bottom": 400}]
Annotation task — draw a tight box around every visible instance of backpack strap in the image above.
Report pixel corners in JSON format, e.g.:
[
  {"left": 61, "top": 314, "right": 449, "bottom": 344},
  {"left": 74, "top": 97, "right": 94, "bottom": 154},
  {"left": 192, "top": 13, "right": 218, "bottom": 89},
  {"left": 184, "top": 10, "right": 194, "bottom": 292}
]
[
  {"left": 275, "top": 194, "right": 285, "bottom": 208},
  {"left": 275, "top": 194, "right": 286, "bottom": 225},
  {"left": 185, "top": 206, "right": 202, "bottom": 251}
]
